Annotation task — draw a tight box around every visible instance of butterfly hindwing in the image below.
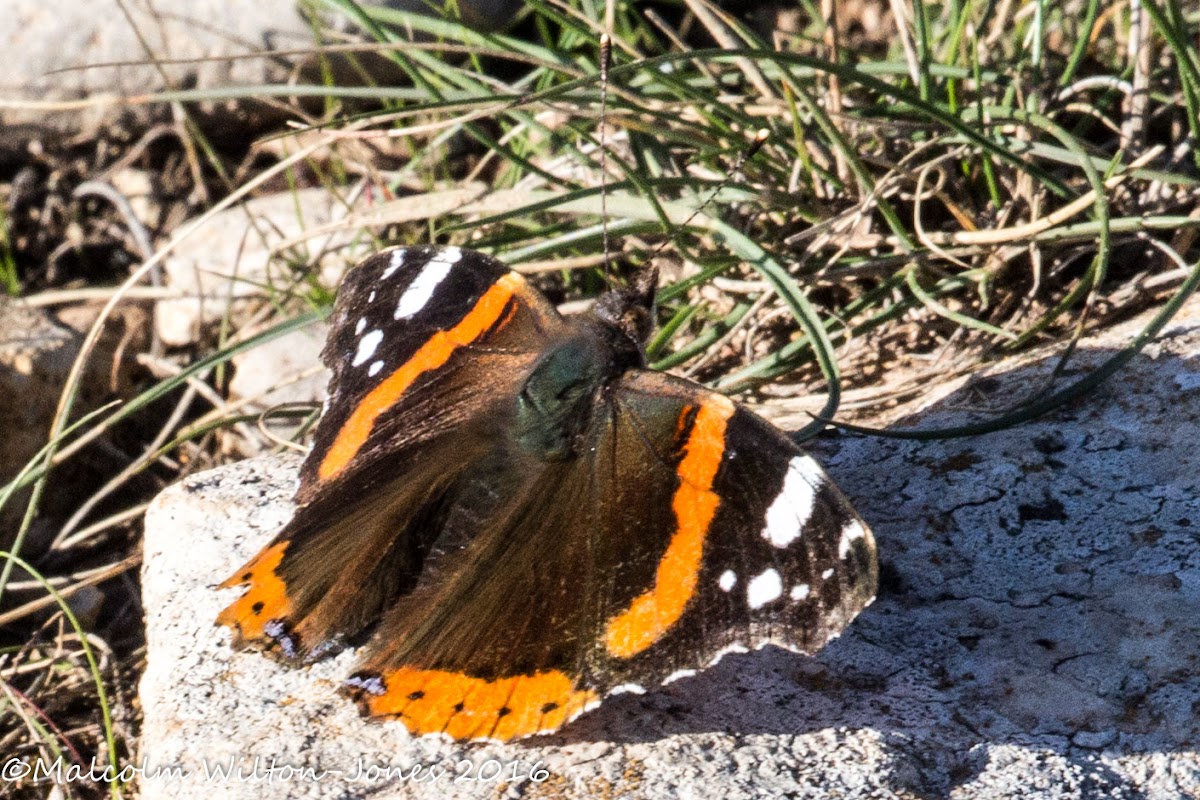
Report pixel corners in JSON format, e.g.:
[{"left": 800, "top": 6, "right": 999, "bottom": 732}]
[
  {"left": 594, "top": 371, "right": 877, "bottom": 687},
  {"left": 340, "top": 376, "right": 687, "bottom": 740}
]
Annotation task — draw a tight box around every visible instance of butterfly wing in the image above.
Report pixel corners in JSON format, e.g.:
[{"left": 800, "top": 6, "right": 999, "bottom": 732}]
[
  {"left": 342, "top": 368, "right": 876, "bottom": 741},
  {"left": 600, "top": 371, "right": 877, "bottom": 681},
  {"left": 216, "top": 246, "right": 570, "bottom": 659}
]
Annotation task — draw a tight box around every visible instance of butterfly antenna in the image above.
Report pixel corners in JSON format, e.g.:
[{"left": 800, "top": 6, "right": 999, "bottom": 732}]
[
  {"left": 645, "top": 127, "right": 770, "bottom": 266},
  {"left": 599, "top": 33, "right": 612, "bottom": 281}
]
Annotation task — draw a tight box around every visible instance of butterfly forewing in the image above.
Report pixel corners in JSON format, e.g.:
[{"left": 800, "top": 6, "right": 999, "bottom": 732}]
[{"left": 300, "top": 246, "right": 566, "bottom": 501}]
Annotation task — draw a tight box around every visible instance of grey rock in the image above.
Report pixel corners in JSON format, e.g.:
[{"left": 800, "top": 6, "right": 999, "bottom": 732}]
[
  {"left": 1, "top": 0, "right": 529, "bottom": 136},
  {"left": 229, "top": 321, "right": 330, "bottom": 409},
  {"left": 226, "top": 320, "right": 330, "bottom": 457},
  {"left": 141, "top": 294, "right": 1200, "bottom": 798},
  {"left": 0, "top": 0, "right": 319, "bottom": 134},
  {"left": 155, "top": 188, "right": 366, "bottom": 347},
  {"left": 0, "top": 301, "right": 78, "bottom": 543},
  {"left": 0, "top": 299, "right": 140, "bottom": 548}
]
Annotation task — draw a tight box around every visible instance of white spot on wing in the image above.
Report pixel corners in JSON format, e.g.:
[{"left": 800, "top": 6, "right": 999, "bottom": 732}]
[
  {"left": 394, "top": 249, "right": 461, "bottom": 319},
  {"left": 706, "top": 643, "right": 749, "bottom": 668},
  {"left": 344, "top": 673, "right": 386, "bottom": 696},
  {"left": 609, "top": 683, "right": 646, "bottom": 696},
  {"left": 838, "top": 519, "right": 867, "bottom": 559},
  {"left": 663, "top": 669, "right": 697, "bottom": 685},
  {"left": 351, "top": 329, "right": 383, "bottom": 367},
  {"left": 791, "top": 583, "right": 810, "bottom": 601},
  {"left": 380, "top": 249, "right": 406, "bottom": 281},
  {"left": 354, "top": 317, "right": 366, "bottom": 335},
  {"left": 747, "top": 568, "right": 782, "bottom": 610},
  {"left": 718, "top": 569, "right": 737, "bottom": 592},
  {"left": 368, "top": 290, "right": 376, "bottom": 303},
  {"left": 367, "top": 360, "right": 384, "bottom": 377},
  {"left": 761, "top": 455, "right": 824, "bottom": 548},
  {"left": 821, "top": 568, "right": 834, "bottom": 580}
]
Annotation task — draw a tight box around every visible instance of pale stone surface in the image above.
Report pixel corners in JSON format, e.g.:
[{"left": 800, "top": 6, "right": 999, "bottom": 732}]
[
  {"left": 0, "top": 0, "right": 317, "bottom": 133},
  {"left": 226, "top": 320, "right": 330, "bottom": 456},
  {"left": 154, "top": 188, "right": 366, "bottom": 346},
  {"left": 229, "top": 321, "right": 330, "bottom": 409},
  {"left": 0, "top": 0, "right": 522, "bottom": 135},
  {"left": 141, "top": 294, "right": 1200, "bottom": 798}
]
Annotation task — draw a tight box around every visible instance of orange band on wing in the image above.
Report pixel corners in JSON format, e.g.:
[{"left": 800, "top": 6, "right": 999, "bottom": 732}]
[
  {"left": 604, "top": 394, "right": 735, "bottom": 659},
  {"left": 216, "top": 542, "right": 293, "bottom": 642},
  {"left": 319, "top": 273, "right": 524, "bottom": 481},
  {"left": 357, "top": 667, "right": 599, "bottom": 741}
]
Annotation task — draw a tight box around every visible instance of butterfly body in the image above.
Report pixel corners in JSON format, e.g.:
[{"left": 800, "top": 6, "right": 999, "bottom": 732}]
[{"left": 217, "top": 245, "right": 877, "bottom": 742}]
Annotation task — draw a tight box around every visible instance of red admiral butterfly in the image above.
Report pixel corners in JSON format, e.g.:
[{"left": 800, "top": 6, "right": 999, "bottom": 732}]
[{"left": 216, "top": 244, "right": 877, "bottom": 742}]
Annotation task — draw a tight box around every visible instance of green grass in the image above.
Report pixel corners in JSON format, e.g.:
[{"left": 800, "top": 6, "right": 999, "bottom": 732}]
[
  {"left": 2, "top": 0, "right": 1199, "bottom": 795},
  {"left": 0, "top": 206, "right": 19, "bottom": 296},
  {"left": 267, "top": 0, "right": 1200, "bottom": 418}
]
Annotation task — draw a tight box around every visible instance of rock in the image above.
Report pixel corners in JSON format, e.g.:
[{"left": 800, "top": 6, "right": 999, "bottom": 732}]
[
  {"left": 0, "top": 300, "right": 141, "bottom": 549},
  {"left": 154, "top": 188, "right": 366, "bottom": 347},
  {"left": 0, "top": 0, "right": 319, "bottom": 134},
  {"left": 1073, "top": 730, "right": 1118, "bottom": 750},
  {"left": 229, "top": 322, "right": 329, "bottom": 410},
  {"left": 0, "top": 301, "right": 79, "bottom": 544},
  {"left": 0, "top": 0, "right": 529, "bottom": 136},
  {"left": 140, "top": 294, "right": 1200, "bottom": 798},
  {"left": 226, "top": 321, "right": 330, "bottom": 456}
]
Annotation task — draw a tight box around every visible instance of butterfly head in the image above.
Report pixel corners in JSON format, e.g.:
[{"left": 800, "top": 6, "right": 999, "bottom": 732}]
[{"left": 592, "top": 264, "right": 658, "bottom": 357}]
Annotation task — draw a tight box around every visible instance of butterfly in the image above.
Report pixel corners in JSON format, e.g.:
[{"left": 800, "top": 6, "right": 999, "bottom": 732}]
[{"left": 216, "top": 244, "right": 877, "bottom": 742}]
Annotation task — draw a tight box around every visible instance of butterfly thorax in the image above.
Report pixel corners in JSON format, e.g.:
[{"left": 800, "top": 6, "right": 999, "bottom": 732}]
[
  {"left": 512, "top": 327, "right": 622, "bottom": 462},
  {"left": 513, "top": 275, "right": 655, "bottom": 462}
]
